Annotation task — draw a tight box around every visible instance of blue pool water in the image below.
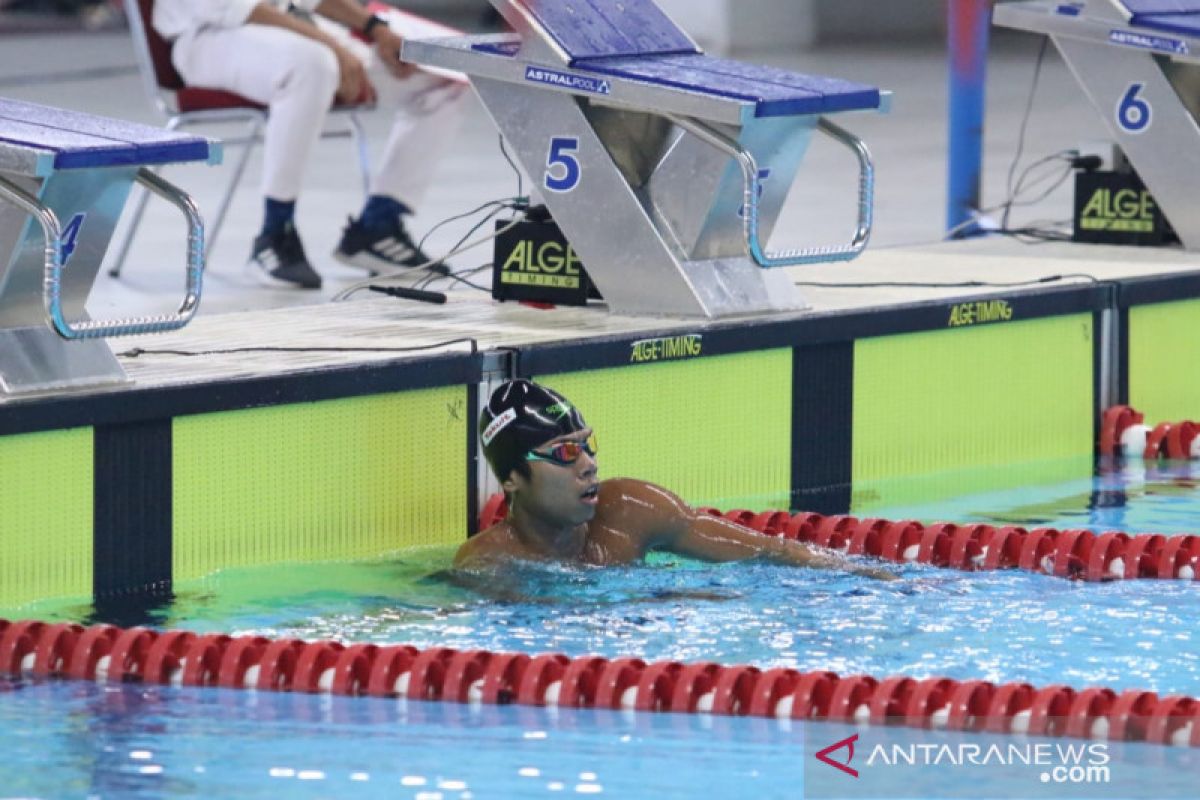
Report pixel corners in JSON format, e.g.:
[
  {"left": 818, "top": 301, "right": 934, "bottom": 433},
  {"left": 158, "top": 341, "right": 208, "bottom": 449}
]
[
  {"left": 0, "top": 679, "right": 811, "bottom": 799},
  {"left": 3, "top": 462, "right": 1200, "bottom": 799}
]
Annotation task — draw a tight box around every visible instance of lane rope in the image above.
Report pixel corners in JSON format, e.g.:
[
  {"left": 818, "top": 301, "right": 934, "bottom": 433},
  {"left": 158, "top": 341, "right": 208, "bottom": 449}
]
[
  {"left": 480, "top": 495, "right": 1200, "bottom": 581},
  {"left": 1, "top": 617, "right": 1196, "bottom": 747}
]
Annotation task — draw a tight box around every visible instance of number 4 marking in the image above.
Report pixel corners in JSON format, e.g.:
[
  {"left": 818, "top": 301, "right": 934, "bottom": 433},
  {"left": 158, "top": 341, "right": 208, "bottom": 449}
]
[
  {"left": 60, "top": 212, "right": 85, "bottom": 265},
  {"left": 544, "top": 137, "right": 581, "bottom": 193}
]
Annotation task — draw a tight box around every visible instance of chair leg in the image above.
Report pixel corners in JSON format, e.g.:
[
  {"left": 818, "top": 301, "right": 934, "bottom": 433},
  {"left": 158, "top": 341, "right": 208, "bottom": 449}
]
[
  {"left": 108, "top": 115, "right": 181, "bottom": 278},
  {"left": 205, "top": 115, "right": 264, "bottom": 263},
  {"left": 109, "top": 113, "right": 264, "bottom": 278},
  {"left": 348, "top": 111, "right": 372, "bottom": 199}
]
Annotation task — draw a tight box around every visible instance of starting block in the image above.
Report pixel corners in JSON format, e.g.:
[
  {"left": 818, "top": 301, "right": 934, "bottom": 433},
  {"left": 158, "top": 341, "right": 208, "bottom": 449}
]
[
  {"left": 995, "top": 0, "right": 1200, "bottom": 250},
  {"left": 0, "top": 98, "right": 216, "bottom": 395},
  {"left": 403, "top": 0, "right": 886, "bottom": 317}
]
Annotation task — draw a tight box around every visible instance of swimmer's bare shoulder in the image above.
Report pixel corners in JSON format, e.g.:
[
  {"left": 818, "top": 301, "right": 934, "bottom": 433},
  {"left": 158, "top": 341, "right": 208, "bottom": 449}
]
[
  {"left": 453, "top": 523, "right": 518, "bottom": 571},
  {"left": 593, "top": 477, "right": 685, "bottom": 518}
]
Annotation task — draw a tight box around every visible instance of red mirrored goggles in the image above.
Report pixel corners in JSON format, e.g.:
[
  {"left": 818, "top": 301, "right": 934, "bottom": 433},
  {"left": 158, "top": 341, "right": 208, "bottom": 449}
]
[{"left": 525, "top": 433, "right": 598, "bottom": 466}]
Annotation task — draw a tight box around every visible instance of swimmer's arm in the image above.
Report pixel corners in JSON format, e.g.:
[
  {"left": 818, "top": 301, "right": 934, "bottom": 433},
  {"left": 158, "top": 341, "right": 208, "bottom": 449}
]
[
  {"left": 672, "top": 514, "right": 897, "bottom": 579},
  {"left": 616, "top": 480, "right": 897, "bottom": 580}
]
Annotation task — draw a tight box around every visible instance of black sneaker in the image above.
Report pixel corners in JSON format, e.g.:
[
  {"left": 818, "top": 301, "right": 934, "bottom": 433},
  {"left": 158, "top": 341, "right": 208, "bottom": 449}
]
[
  {"left": 247, "top": 222, "right": 322, "bottom": 289},
  {"left": 333, "top": 215, "right": 447, "bottom": 275}
]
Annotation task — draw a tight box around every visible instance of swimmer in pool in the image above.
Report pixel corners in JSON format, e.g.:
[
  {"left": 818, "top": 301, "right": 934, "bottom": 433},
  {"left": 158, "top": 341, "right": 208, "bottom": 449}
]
[{"left": 454, "top": 380, "right": 897, "bottom": 580}]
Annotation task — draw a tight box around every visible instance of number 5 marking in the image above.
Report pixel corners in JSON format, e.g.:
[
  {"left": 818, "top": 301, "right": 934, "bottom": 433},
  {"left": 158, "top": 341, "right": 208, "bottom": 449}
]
[
  {"left": 1117, "top": 83, "right": 1151, "bottom": 134},
  {"left": 544, "top": 136, "right": 581, "bottom": 193}
]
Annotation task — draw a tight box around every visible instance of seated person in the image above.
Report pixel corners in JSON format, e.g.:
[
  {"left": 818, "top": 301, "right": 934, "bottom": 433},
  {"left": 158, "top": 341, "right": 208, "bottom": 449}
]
[
  {"left": 153, "top": 0, "right": 468, "bottom": 288},
  {"left": 456, "top": 379, "right": 897, "bottom": 580}
]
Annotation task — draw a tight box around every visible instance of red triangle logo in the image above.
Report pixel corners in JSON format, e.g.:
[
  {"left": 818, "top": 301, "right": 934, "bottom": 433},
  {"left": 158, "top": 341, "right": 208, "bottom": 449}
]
[{"left": 815, "top": 733, "right": 859, "bottom": 778}]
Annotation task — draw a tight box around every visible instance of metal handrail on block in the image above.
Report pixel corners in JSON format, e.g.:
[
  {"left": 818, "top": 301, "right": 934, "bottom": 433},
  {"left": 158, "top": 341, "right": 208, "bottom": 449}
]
[{"left": 0, "top": 97, "right": 217, "bottom": 395}]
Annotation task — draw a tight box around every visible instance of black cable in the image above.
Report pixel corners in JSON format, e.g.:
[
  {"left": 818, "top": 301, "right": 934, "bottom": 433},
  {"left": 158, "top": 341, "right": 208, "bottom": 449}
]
[
  {"left": 793, "top": 273, "right": 1101, "bottom": 289},
  {"left": 368, "top": 285, "right": 447, "bottom": 304},
  {"left": 499, "top": 134, "right": 524, "bottom": 202},
  {"left": 116, "top": 338, "right": 479, "bottom": 359},
  {"left": 415, "top": 262, "right": 492, "bottom": 293},
  {"left": 424, "top": 263, "right": 493, "bottom": 293},
  {"left": 1008, "top": 152, "right": 1074, "bottom": 202},
  {"left": 408, "top": 206, "right": 508, "bottom": 291},
  {"left": 1002, "top": 36, "right": 1051, "bottom": 231},
  {"left": 332, "top": 196, "right": 522, "bottom": 301},
  {"left": 1009, "top": 160, "right": 1075, "bottom": 210},
  {"left": 415, "top": 197, "right": 521, "bottom": 256}
]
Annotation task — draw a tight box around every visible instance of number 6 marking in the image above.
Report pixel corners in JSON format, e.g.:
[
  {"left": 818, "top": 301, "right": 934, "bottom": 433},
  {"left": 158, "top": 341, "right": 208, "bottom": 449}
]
[
  {"left": 1117, "top": 83, "right": 1151, "bottom": 134},
  {"left": 544, "top": 136, "right": 581, "bottom": 193}
]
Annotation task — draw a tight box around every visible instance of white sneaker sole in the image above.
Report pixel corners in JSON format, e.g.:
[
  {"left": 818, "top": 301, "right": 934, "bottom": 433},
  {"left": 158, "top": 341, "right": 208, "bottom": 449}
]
[
  {"left": 332, "top": 249, "right": 447, "bottom": 276},
  {"left": 245, "top": 258, "right": 321, "bottom": 290}
]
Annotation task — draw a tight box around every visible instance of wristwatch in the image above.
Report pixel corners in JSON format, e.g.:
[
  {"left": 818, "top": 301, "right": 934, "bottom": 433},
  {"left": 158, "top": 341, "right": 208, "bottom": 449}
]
[{"left": 362, "top": 13, "right": 386, "bottom": 40}]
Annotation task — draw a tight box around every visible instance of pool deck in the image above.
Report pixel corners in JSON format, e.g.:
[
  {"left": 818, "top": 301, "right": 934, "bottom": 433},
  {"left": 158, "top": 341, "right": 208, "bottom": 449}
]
[
  {"left": 0, "top": 233, "right": 1188, "bottom": 404},
  {"left": 2, "top": 24, "right": 1198, "bottom": 402}
]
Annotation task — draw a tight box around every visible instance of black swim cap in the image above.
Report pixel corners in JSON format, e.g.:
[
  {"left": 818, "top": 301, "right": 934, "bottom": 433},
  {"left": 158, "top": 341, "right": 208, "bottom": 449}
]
[{"left": 480, "top": 380, "right": 587, "bottom": 481}]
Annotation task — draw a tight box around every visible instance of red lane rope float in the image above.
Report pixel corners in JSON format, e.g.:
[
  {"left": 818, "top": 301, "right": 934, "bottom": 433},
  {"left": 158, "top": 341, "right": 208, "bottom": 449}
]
[
  {"left": 4, "top": 618, "right": 1195, "bottom": 747},
  {"left": 1099, "top": 405, "right": 1144, "bottom": 457},
  {"left": 478, "top": 493, "right": 1200, "bottom": 581},
  {"left": 1099, "top": 404, "right": 1200, "bottom": 459},
  {"left": 1168, "top": 421, "right": 1199, "bottom": 459}
]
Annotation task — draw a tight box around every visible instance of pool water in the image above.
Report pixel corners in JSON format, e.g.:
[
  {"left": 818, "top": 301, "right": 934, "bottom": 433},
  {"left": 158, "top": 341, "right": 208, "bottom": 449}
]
[
  {"left": 0, "top": 679, "right": 806, "bottom": 799},
  {"left": 3, "top": 461, "right": 1200, "bottom": 799}
]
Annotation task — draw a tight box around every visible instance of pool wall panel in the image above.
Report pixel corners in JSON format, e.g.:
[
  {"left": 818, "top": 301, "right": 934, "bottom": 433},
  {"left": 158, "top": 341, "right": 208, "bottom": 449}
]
[
  {"left": 1127, "top": 298, "right": 1200, "bottom": 423},
  {"left": 0, "top": 428, "right": 92, "bottom": 607},
  {"left": 172, "top": 386, "right": 469, "bottom": 582},
  {"left": 850, "top": 314, "right": 1096, "bottom": 512},
  {"left": 538, "top": 349, "right": 793, "bottom": 510}
]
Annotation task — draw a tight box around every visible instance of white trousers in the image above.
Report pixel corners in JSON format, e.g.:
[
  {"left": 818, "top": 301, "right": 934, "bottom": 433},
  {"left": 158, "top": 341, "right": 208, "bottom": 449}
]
[{"left": 171, "top": 17, "right": 467, "bottom": 206}]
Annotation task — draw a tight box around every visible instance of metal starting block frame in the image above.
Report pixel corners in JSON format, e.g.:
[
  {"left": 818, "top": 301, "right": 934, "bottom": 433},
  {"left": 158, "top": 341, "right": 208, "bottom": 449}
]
[
  {"left": 995, "top": 0, "right": 1200, "bottom": 250},
  {"left": 403, "top": 0, "right": 886, "bottom": 317},
  {"left": 0, "top": 98, "right": 215, "bottom": 396}
]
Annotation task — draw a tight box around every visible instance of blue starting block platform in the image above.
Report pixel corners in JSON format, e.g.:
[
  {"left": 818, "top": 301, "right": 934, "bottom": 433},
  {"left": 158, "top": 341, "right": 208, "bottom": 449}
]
[
  {"left": 0, "top": 98, "right": 217, "bottom": 396},
  {"left": 404, "top": 0, "right": 887, "bottom": 317},
  {"left": 996, "top": 0, "right": 1200, "bottom": 250}
]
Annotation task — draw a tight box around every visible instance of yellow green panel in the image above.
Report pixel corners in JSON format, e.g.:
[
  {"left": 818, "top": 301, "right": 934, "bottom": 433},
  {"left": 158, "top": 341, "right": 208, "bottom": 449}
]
[
  {"left": 541, "top": 349, "right": 791, "bottom": 509},
  {"left": 852, "top": 314, "right": 1094, "bottom": 511},
  {"left": 0, "top": 428, "right": 92, "bottom": 609},
  {"left": 173, "top": 387, "right": 467, "bottom": 581},
  {"left": 1129, "top": 299, "right": 1200, "bottom": 423}
]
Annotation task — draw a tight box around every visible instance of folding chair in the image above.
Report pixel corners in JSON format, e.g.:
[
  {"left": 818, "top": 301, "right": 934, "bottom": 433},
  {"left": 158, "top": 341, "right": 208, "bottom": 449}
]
[{"left": 111, "top": 0, "right": 372, "bottom": 277}]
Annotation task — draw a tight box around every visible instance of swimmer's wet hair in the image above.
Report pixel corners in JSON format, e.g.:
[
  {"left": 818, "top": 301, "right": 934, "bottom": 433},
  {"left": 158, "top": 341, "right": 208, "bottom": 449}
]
[{"left": 479, "top": 379, "right": 587, "bottom": 483}]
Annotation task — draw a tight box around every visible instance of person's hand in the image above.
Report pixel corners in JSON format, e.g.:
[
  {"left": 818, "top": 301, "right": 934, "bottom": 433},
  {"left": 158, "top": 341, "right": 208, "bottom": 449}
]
[
  {"left": 332, "top": 44, "right": 377, "bottom": 105},
  {"left": 373, "top": 27, "right": 417, "bottom": 79}
]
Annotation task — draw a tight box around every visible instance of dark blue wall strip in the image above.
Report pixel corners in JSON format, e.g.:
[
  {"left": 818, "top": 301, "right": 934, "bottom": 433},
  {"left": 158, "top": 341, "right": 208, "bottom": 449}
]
[
  {"left": 93, "top": 419, "right": 173, "bottom": 603},
  {"left": 791, "top": 343, "right": 854, "bottom": 515}
]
